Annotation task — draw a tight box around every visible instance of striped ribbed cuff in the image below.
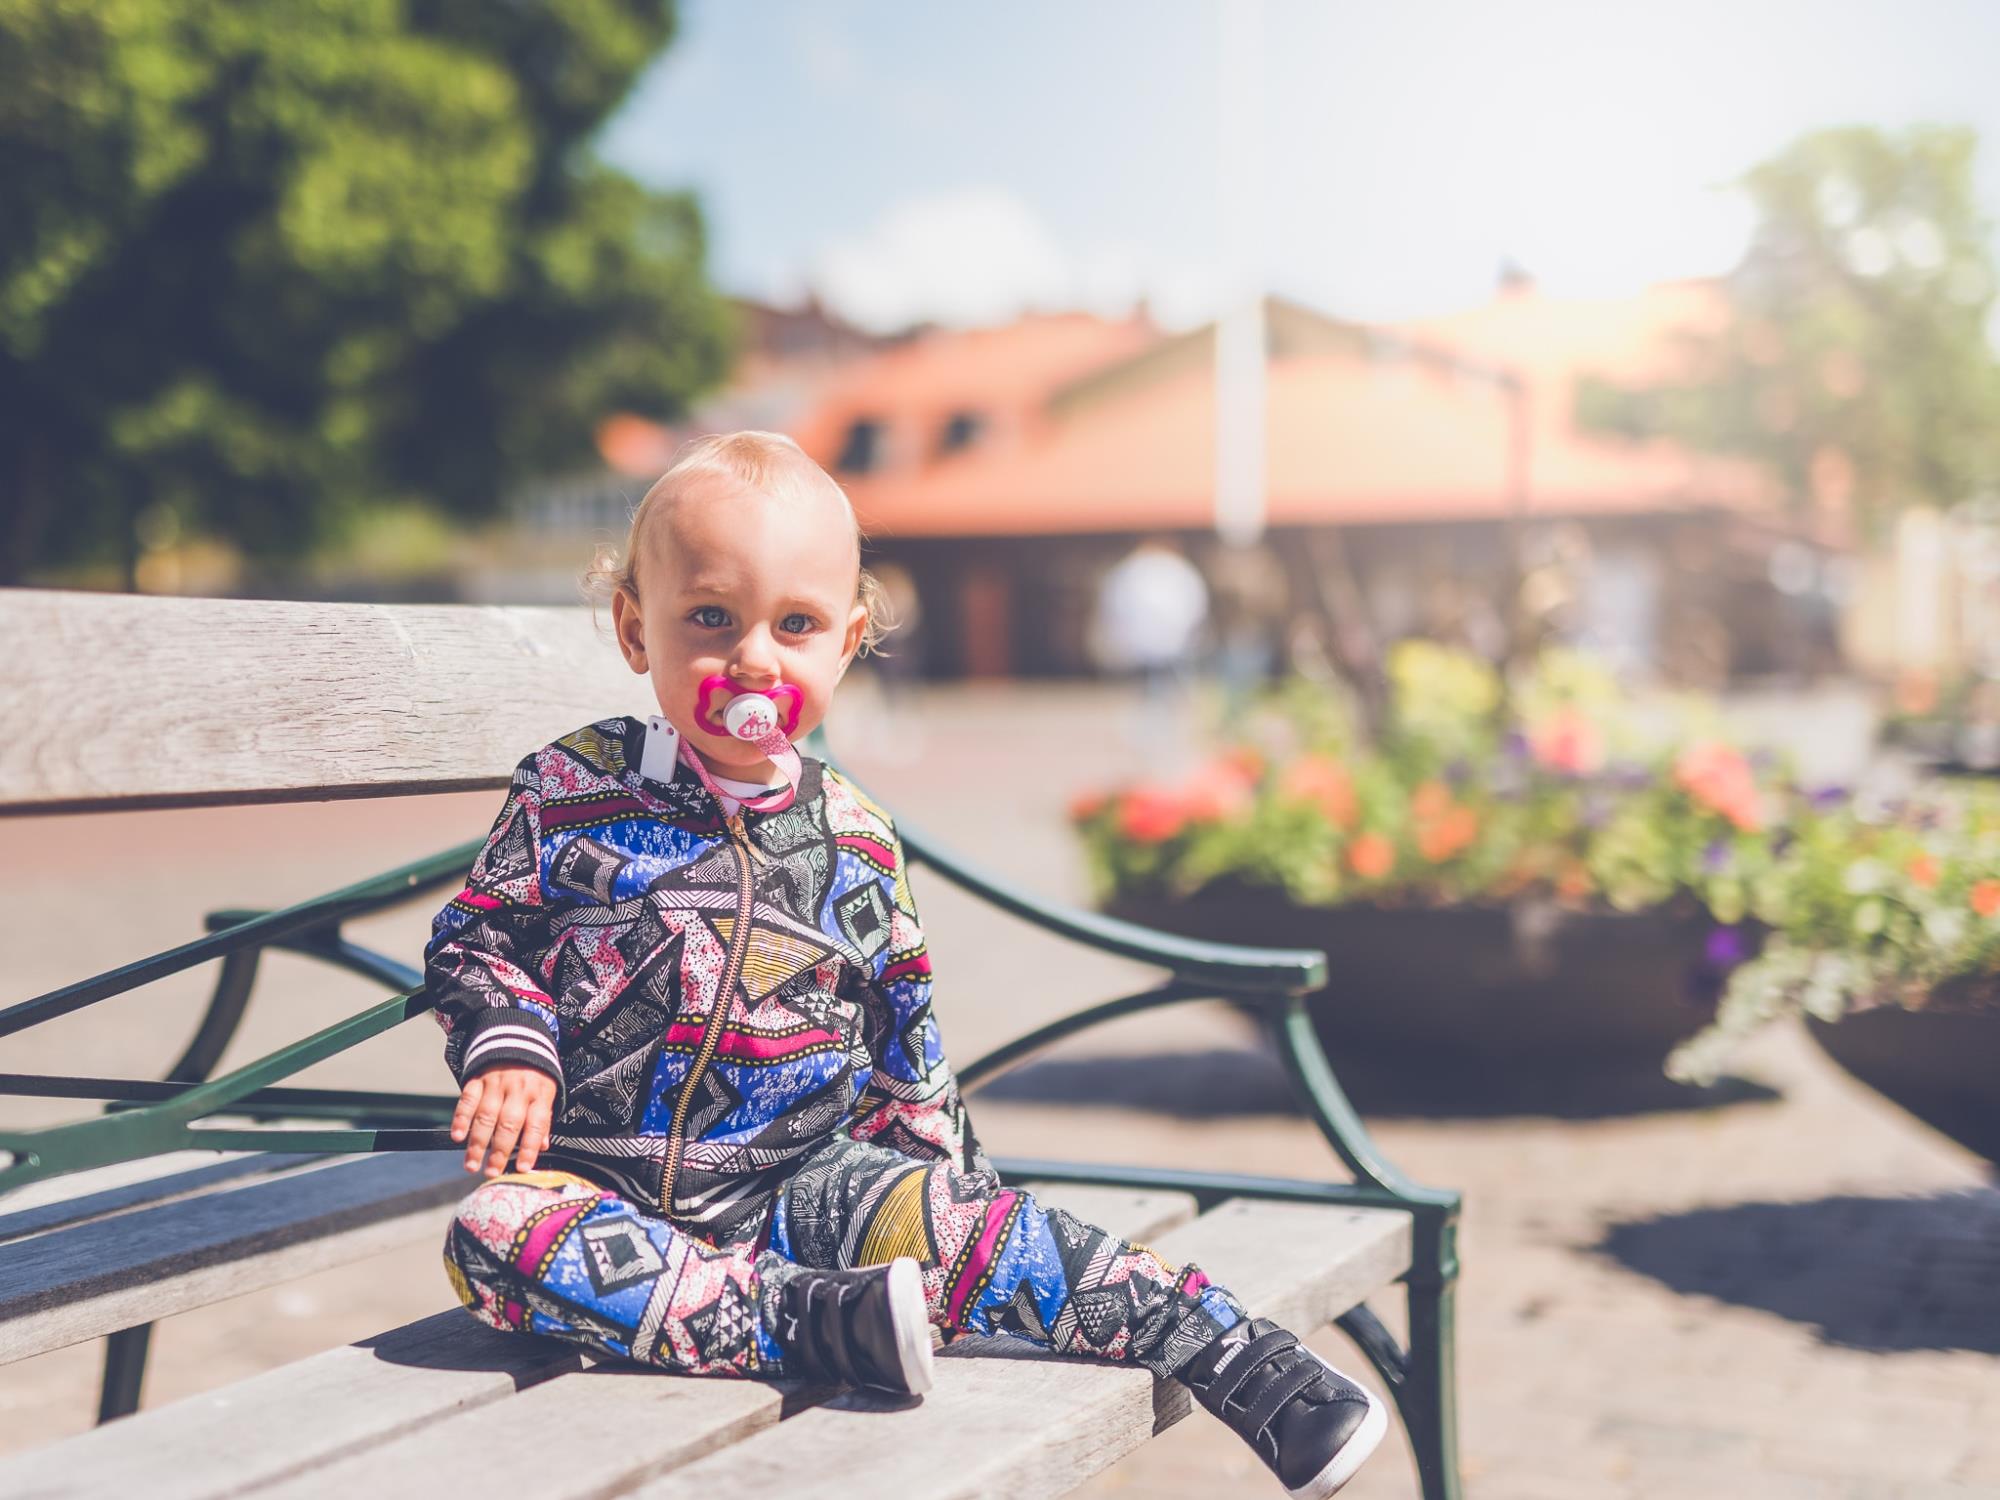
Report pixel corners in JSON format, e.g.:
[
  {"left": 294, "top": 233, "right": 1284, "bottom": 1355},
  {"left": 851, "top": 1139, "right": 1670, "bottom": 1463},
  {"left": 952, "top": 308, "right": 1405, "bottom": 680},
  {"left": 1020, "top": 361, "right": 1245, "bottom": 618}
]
[{"left": 454, "top": 1005, "right": 565, "bottom": 1115}]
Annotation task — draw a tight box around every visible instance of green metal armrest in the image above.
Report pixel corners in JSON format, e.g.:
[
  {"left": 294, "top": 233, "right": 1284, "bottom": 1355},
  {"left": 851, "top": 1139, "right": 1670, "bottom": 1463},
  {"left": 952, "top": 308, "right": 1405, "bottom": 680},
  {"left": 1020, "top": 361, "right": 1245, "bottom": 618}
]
[{"left": 896, "top": 816, "right": 1326, "bottom": 996}]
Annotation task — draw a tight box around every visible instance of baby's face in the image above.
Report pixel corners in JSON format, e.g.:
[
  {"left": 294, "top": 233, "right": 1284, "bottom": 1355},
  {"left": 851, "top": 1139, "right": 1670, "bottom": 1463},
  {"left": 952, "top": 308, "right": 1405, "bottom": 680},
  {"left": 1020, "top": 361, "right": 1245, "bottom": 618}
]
[{"left": 612, "top": 470, "right": 868, "bottom": 779}]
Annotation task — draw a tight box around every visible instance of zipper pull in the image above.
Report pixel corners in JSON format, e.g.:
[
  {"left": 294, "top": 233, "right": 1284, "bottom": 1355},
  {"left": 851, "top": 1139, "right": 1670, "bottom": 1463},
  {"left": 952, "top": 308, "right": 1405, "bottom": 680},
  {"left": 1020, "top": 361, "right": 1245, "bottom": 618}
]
[{"left": 725, "top": 812, "right": 770, "bottom": 864}]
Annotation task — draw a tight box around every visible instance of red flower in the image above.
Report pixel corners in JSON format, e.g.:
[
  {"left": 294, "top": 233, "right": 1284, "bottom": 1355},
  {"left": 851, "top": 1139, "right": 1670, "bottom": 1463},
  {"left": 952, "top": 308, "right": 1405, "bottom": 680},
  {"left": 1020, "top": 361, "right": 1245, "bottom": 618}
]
[
  {"left": 1529, "top": 707, "right": 1606, "bottom": 775},
  {"left": 1971, "top": 880, "right": 2000, "bottom": 918},
  {"left": 1117, "top": 786, "right": 1186, "bottom": 844},
  {"left": 1068, "top": 789, "right": 1110, "bottom": 823},
  {"left": 1183, "top": 761, "right": 1254, "bottom": 824},
  {"left": 1908, "top": 852, "right": 1941, "bottom": 890},
  {"left": 1674, "top": 742, "right": 1762, "bottom": 832}
]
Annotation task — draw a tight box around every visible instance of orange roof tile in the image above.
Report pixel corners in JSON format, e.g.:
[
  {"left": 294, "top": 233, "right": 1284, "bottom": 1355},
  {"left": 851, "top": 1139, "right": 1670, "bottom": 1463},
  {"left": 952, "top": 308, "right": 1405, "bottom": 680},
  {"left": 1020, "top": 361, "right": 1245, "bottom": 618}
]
[
  {"left": 795, "top": 283, "right": 1781, "bottom": 539},
  {"left": 790, "top": 312, "right": 1158, "bottom": 472},
  {"left": 842, "top": 349, "right": 1771, "bottom": 538}
]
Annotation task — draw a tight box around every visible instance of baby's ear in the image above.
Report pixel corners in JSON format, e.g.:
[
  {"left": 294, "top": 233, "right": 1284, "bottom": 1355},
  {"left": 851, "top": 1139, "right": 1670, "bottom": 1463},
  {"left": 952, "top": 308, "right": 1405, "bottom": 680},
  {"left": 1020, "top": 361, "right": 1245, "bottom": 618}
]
[
  {"left": 610, "top": 586, "right": 649, "bottom": 673},
  {"left": 838, "top": 600, "right": 868, "bottom": 672}
]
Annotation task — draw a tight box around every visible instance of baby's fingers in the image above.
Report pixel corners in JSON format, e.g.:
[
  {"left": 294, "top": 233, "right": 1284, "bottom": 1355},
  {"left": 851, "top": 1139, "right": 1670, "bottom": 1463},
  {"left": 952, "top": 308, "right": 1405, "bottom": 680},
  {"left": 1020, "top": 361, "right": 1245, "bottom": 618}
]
[
  {"left": 516, "top": 1099, "right": 552, "bottom": 1172},
  {"left": 451, "top": 1077, "right": 485, "bottom": 1145},
  {"left": 481, "top": 1091, "right": 529, "bottom": 1178}
]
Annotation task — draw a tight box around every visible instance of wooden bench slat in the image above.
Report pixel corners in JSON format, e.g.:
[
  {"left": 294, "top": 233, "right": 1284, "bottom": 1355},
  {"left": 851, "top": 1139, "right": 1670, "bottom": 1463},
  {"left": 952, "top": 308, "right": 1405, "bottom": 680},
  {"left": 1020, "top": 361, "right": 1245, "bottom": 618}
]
[
  {"left": 635, "top": 1201, "right": 1413, "bottom": 1500},
  {"left": 0, "top": 592, "right": 653, "bottom": 814},
  {"left": 0, "top": 1187, "right": 1194, "bottom": 1500},
  {"left": 0, "top": 1309, "right": 582, "bottom": 1500},
  {"left": 256, "top": 1187, "right": 1198, "bottom": 1500},
  {"left": 0, "top": 1151, "right": 327, "bottom": 1245},
  {"left": 0, "top": 1151, "right": 470, "bottom": 1363}
]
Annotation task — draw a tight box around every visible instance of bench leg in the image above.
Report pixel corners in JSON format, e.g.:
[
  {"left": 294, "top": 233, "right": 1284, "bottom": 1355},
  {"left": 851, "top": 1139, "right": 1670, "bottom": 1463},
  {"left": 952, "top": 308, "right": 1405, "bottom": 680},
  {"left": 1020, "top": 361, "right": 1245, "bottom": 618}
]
[
  {"left": 88, "top": 948, "right": 255, "bottom": 1425},
  {"left": 1267, "top": 998, "right": 1465, "bottom": 1498},
  {"left": 1405, "top": 1274, "right": 1462, "bottom": 1500},
  {"left": 97, "top": 1324, "right": 152, "bottom": 1423},
  {"left": 165, "top": 947, "right": 262, "bottom": 1082}
]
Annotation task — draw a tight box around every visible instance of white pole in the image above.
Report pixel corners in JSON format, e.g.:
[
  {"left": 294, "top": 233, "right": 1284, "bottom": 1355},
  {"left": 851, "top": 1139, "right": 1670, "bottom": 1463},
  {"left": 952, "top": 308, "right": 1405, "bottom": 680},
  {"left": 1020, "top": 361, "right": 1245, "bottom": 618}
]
[{"left": 1214, "top": 0, "right": 1267, "bottom": 548}]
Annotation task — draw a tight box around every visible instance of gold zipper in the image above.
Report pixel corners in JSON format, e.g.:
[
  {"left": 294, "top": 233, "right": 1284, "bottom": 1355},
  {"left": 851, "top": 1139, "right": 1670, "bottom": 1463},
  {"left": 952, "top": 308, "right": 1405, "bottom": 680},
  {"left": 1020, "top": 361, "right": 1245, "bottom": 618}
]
[{"left": 660, "top": 812, "right": 759, "bottom": 1211}]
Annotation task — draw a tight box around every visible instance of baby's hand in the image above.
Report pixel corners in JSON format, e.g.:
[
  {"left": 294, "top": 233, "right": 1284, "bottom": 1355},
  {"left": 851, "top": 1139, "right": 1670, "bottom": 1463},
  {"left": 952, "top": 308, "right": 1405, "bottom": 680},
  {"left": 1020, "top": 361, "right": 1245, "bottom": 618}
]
[{"left": 451, "top": 1066, "right": 558, "bottom": 1178}]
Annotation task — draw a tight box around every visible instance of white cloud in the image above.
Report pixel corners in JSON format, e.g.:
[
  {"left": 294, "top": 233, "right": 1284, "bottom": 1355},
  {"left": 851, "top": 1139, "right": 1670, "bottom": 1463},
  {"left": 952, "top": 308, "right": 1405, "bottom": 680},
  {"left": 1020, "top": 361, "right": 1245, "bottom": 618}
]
[{"left": 809, "top": 188, "right": 1217, "bottom": 333}]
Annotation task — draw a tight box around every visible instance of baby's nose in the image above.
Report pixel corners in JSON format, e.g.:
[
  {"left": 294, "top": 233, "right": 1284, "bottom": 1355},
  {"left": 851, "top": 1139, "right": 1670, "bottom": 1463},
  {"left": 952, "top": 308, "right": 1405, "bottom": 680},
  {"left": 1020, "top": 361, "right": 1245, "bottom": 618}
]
[{"left": 730, "top": 640, "right": 782, "bottom": 685}]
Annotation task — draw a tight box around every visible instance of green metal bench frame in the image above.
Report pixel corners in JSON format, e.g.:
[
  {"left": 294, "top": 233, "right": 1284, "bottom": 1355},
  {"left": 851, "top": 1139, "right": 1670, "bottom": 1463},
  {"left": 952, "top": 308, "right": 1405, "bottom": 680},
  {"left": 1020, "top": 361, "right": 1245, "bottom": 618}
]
[{"left": 0, "top": 812, "right": 1462, "bottom": 1500}]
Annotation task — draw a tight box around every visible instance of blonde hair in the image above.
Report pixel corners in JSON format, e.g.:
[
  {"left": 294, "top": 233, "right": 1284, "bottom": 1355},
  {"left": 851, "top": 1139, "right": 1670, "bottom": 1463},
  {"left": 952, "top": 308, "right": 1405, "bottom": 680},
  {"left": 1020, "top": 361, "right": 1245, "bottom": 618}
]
[{"left": 582, "top": 430, "right": 895, "bottom": 656}]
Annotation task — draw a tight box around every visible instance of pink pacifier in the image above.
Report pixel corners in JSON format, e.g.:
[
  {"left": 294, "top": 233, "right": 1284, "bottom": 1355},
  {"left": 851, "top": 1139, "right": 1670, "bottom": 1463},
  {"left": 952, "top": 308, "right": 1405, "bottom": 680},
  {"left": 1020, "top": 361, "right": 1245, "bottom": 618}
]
[
  {"left": 696, "top": 677, "right": 802, "bottom": 739},
  {"left": 679, "top": 675, "right": 805, "bottom": 815}
]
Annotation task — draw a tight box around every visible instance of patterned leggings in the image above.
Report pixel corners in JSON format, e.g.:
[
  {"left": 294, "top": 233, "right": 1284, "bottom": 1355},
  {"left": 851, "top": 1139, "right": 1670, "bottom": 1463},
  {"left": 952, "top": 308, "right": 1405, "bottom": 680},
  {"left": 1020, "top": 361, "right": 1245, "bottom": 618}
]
[{"left": 444, "top": 1135, "right": 1245, "bottom": 1380}]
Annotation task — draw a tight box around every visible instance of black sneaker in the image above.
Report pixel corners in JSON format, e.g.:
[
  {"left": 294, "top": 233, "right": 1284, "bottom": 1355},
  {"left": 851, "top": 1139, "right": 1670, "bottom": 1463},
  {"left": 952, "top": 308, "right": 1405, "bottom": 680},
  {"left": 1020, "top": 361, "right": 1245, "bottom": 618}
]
[
  {"left": 774, "top": 1257, "right": 935, "bottom": 1394},
  {"left": 1179, "top": 1317, "right": 1389, "bottom": 1498}
]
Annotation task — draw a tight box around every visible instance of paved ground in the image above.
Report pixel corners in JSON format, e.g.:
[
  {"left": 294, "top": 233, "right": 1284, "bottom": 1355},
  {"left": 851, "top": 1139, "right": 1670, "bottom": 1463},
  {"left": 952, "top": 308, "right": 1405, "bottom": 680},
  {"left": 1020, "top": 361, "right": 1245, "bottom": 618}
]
[{"left": 4, "top": 679, "right": 1996, "bottom": 1497}]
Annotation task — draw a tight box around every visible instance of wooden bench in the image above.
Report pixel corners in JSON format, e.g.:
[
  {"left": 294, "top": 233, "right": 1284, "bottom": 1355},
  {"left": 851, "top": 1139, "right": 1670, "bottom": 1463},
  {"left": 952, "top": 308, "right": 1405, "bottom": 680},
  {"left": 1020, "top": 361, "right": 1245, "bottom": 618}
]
[{"left": 0, "top": 590, "right": 1463, "bottom": 1498}]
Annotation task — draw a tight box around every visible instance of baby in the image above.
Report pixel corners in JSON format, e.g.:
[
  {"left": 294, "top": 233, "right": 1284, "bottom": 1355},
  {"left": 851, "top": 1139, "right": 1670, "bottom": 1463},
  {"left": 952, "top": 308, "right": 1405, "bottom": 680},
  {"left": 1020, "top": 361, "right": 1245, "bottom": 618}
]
[{"left": 426, "top": 431, "right": 1387, "bottom": 1497}]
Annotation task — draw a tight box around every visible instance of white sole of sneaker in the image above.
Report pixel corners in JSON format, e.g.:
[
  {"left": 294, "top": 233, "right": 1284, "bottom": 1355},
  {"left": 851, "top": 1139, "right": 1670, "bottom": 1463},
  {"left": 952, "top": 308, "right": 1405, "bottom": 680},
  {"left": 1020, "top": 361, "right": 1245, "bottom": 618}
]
[
  {"left": 1286, "top": 1352, "right": 1390, "bottom": 1500},
  {"left": 886, "top": 1257, "right": 936, "bottom": 1395}
]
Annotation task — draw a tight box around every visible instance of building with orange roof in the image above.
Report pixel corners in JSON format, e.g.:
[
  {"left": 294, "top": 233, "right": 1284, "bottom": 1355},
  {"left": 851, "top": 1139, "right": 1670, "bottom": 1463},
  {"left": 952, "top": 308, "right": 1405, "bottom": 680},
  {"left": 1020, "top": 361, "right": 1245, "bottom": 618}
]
[{"left": 792, "top": 283, "right": 1838, "bottom": 684}]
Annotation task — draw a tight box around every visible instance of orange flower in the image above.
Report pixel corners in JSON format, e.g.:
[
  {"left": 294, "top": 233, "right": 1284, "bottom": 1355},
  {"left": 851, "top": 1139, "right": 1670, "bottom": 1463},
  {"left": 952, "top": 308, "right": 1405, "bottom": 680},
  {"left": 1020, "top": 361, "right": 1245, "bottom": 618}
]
[
  {"left": 1067, "top": 789, "right": 1109, "bottom": 823},
  {"left": 1117, "top": 786, "right": 1186, "bottom": 844},
  {"left": 1182, "top": 762, "right": 1255, "bottom": 824},
  {"left": 1529, "top": 707, "right": 1607, "bottom": 775},
  {"left": 1411, "top": 779, "right": 1452, "bottom": 820},
  {"left": 1971, "top": 880, "right": 2000, "bottom": 918},
  {"left": 1347, "top": 831, "right": 1395, "bottom": 880},
  {"left": 1448, "top": 805, "right": 1480, "bottom": 842},
  {"left": 1280, "top": 754, "right": 1357, "bottom": 829},
  {"left": 1674, "top": 742, "right": 1762, "bottom": 832},
  {"left": 1556, "top": 861, "right": 1595, "bottom": 901},
  {"left": 1219, "top": 745, "right": 1265, "bottom": 784},
  {"left": 1908, "top": 852, "right": 1941, "bottom": 890}
]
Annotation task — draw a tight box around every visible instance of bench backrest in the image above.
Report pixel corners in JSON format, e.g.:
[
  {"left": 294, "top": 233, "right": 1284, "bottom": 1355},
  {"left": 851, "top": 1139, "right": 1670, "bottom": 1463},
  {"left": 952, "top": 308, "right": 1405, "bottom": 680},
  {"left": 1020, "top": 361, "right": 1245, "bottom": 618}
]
[{"left": 0, "top": 590, "right": 654, "bottom": 815}]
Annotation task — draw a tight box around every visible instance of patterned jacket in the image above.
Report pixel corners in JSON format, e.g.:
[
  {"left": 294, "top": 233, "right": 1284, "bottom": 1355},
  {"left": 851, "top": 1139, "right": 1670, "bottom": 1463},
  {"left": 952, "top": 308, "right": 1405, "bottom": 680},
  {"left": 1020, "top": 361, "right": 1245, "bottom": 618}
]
[{"left": 424, "top": 716, "right": 991, "bottom": 1243}]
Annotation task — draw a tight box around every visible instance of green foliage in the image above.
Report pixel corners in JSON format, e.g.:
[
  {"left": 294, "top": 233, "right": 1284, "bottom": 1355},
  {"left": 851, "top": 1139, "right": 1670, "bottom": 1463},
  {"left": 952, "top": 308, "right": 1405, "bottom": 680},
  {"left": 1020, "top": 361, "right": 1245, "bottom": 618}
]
[
  {"left": 1072, "top": 645, "right": 2000, "bottom": 1082},
  {"left": 1576, "top": 125, "right": 2000, "bottom": 528},
  {"left": 0, "top": 0, "right": 730, "bottom": 581}
]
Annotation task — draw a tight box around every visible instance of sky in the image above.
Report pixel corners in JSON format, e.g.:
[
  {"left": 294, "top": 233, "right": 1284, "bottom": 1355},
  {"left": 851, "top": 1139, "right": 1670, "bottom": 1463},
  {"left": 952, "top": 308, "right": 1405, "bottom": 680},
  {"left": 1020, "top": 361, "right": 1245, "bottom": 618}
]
[{"left": 597, "top": 0, "right": 2000, "bottom": 333}]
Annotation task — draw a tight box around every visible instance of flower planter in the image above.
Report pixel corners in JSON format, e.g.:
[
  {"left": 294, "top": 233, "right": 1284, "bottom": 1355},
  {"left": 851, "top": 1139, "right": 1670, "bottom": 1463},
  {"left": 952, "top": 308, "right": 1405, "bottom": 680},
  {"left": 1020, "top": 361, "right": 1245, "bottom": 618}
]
[
  {"left": 1805, "top": 1008, "right": 2000, "bottom": 1165},
  {"left": 1105, "top": 883, "right": 1725, "bottom": 1066},
  {"left": 1104, "top": 888, "right": 1728, "bottom": 1072}
]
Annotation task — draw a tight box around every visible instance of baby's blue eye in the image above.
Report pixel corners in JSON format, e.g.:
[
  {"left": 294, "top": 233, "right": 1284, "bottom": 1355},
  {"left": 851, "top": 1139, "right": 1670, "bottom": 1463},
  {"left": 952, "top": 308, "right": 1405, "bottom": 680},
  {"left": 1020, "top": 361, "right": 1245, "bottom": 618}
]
[
  {"left": 691, "top": 606, "right": 729, "bottom": 628},
  {"left": 781, "top": 613, "right": 815, "bottom": 635}
]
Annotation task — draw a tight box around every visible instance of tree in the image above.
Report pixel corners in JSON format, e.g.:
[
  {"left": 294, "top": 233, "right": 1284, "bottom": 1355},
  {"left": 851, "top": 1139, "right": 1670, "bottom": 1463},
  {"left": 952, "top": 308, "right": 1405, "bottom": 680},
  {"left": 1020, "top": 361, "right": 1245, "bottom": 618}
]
[
  {"left": 0, "top": 0, "right": 731, "bottom": 586},
  {"left": 1577, "top": 125, "right": 2000, "bottom": 530}
]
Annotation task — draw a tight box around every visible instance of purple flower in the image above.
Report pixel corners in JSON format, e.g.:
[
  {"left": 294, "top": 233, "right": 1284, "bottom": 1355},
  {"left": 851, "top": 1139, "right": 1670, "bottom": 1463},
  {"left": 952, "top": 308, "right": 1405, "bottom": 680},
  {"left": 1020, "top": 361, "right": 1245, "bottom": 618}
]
[
  {"left": 1607, "top": 760, "right": 1655, "bottom": 791},
  {"left": 1704, "top": 925, "right": 1749, "bottom": 969},
  {"left": 1502, "top": 731, "right": 1531, "bottom": 760},
  {"left": 1808, "top": 784, "right": 1849, "bottom": 811},
  {"left": 1701, "top": 838, "right": 1731, "bottom": 874}
]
